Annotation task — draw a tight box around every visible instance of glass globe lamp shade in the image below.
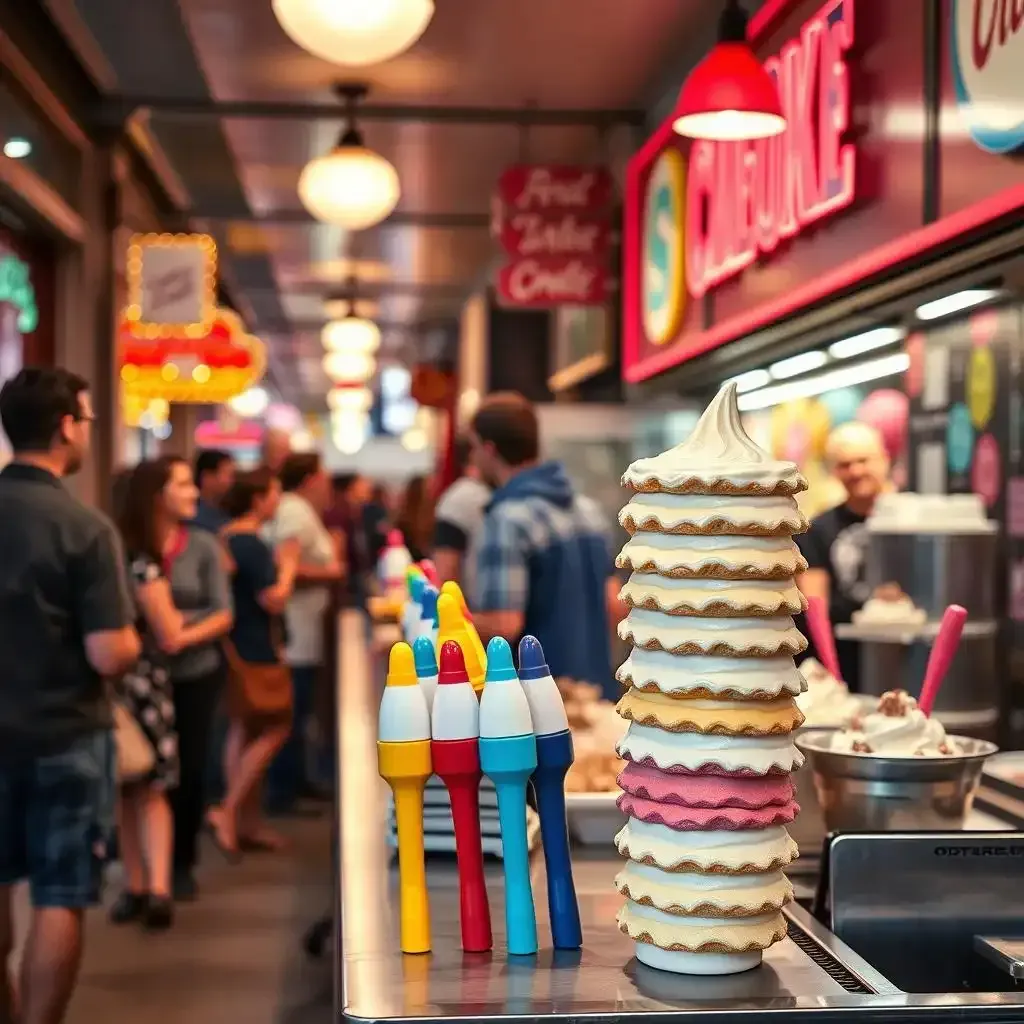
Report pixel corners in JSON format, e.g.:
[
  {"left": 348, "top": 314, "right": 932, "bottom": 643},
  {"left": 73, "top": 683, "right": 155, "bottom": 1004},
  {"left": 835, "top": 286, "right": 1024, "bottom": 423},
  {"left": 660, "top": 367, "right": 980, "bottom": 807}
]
[
  {"left": 227, "top": 386, "right": 269, "bottom": 418},
  {"left": 322, "top": 315, "right": 381, "bottom": 355},
  {"left": 298, "top": 144, "right": 400, "bottom": 229},
  {"left": 327, "top": 385, "right": 373, "bottom": 413},
  {"left": 331, "top": 414, "right": 368, "bottom": 455},
  {"left": 272, "top": 0, "right": 435, "bottom": 67},
  {"left": 323, "top": 350, "right": 375, "bottom": 382}
]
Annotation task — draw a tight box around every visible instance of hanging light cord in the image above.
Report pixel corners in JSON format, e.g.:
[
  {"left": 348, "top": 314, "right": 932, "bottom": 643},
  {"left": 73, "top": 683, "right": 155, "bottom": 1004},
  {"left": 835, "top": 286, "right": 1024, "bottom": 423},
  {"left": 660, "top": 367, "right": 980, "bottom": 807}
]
[
  {"left": 718, "top": 0, "right": 749, "bottom": 43},
  {"left": 336, "top": 84, "right": 367, "bottom": 148}
]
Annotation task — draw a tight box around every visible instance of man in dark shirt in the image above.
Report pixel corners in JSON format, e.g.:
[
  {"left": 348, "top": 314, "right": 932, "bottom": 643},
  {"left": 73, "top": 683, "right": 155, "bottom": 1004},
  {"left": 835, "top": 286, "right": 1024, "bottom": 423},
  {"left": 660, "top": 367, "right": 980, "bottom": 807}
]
[
  {"left": 0, "top": 368, "right": 139, "bottom": 1024},
  {"left": 796, "top": 422, "right": 892, "bottom": 690},
  {"left": 191, "top": 448, "right": 234, "bottom": 533}
]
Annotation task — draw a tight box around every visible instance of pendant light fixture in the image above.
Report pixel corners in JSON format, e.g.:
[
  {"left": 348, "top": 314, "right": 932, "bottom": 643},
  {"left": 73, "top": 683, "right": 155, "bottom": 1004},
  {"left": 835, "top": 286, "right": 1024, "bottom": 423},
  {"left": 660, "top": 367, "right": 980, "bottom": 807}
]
[
  {"left": 273, "top": 0, "right": 434, "bottom": 67},
  {"left": 298, "top": 85, "right": 400, "bottom": 230},
  {"left": 323, "top": 350, "right": 375, "bottom": 383},
  {"left": 672, "top": 0, "right": 785, "bottom": 142},
  {"left": 321, "top": 298, "right": 382, "bottom": 355}
]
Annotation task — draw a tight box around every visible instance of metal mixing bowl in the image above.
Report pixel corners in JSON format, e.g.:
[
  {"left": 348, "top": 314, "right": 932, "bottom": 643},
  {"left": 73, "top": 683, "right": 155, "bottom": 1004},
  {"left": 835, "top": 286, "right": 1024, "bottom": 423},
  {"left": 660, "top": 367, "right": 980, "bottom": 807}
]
[{"left": 795, "top": 730, "right": 997, "bottom": 832}]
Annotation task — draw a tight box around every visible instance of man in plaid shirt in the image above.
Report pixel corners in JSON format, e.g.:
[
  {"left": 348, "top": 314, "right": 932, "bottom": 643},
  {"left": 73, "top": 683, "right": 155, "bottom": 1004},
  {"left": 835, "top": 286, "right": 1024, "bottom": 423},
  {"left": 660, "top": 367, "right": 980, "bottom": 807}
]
[{"left": 468, "top": 393, "right": 626, "bottom": 699}]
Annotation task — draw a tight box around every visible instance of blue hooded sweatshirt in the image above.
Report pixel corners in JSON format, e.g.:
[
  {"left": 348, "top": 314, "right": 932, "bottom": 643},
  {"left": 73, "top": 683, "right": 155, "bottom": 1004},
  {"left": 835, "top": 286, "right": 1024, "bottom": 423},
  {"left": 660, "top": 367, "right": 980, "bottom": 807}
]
[{"left": 473, "top": 461, "right": 615, "bottom": 697}]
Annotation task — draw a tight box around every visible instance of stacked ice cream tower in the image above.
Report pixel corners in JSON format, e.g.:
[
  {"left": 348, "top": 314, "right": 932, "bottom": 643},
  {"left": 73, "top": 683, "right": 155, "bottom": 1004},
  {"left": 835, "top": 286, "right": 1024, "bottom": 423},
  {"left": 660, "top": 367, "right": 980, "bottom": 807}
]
[{"left": 613, "top": 382, "right": 809, "bottom": 976}]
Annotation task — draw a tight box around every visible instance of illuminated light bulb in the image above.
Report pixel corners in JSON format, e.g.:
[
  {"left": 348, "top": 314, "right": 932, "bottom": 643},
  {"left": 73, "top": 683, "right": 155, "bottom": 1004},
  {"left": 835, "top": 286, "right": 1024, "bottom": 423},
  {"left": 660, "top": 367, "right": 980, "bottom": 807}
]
[
  {"left": 227, "top": 386, "right": 269, "bottom": 418},
  {"left": 323, "top": 350, "right": 375, "bottom": 382},
  {"left": 192, "top": 364, "right": 211, "bottom": 384},
  {"left": 161, "top": 364, "right": 180, "bottom": 382},
  {"left": 120, "top": 365, "right": 139, "bottom": 383},
  {"left": 322, "top": 315, "right": 382, "bottom": 355},
  {"left": 401, "top": 427, "right": 428, "bottom": 452},
  {"left": 272, "top": 0, "right": 435, "bottom": 66},
  {"left": 327, "top": 385, "right": 373, "bottom": 413},
  {"left": 3, "top": 137, "right": 32, "bottom": 159},
  {"left": 298, "top": 143, "right": 400, "bottom": 230}
]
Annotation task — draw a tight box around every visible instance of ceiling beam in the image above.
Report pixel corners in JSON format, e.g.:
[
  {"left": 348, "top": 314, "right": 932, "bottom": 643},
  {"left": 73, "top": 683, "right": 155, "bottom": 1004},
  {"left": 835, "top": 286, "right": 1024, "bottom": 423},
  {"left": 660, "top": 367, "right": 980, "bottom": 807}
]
[
  {"left": 210, "top": 209, "right": 491, "bottom": 229},
  {"left": 244, "top": 281, "right": 471, "bottom": 298},
  {"left": 98, "top": 96, "right": 644, "bottom": 128}
]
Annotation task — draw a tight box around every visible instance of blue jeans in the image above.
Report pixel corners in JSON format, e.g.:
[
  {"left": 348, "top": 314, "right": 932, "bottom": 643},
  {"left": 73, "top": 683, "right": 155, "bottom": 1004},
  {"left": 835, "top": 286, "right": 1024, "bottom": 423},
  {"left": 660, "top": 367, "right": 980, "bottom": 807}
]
[
  {"left": 266, "top": 665, "right": 317, "bottom": 811},
  {"left": 0, "top": 730, "right": 115, "bottom": 907}
]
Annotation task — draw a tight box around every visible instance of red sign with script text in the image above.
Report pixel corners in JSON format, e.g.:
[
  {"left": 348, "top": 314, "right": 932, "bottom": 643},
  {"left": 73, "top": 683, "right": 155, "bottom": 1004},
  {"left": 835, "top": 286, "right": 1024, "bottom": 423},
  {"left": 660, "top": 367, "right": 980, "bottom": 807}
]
[
  {"left": 499, "top": 210, "right": 611, "bottom": 259},
  {"left": 497, "top": 165, "right": 614, "bottom": 213},
  {"left": 496, "top": 257, "right": 608, "bottom": 307}
]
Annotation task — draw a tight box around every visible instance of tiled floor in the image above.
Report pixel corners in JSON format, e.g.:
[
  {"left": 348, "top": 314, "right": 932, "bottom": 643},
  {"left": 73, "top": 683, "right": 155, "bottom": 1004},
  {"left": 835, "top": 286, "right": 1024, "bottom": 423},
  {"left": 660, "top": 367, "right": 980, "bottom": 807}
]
[{"left": 10, "top": 815, "right": 334, "bottom": 1024}]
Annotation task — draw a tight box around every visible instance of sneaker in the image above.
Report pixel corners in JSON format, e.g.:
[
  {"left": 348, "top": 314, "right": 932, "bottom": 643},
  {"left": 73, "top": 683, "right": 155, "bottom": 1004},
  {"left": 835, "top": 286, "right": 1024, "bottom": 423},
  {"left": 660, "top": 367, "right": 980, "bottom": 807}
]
[
  {"left": 143, "top": 895, "right": 174, "bottom": 931},
  {"left": 173, "top": 871, "right": 198, "bottom": 902},
  {"left": 109, "top": 891, "right": 147, "bottom": 925}
]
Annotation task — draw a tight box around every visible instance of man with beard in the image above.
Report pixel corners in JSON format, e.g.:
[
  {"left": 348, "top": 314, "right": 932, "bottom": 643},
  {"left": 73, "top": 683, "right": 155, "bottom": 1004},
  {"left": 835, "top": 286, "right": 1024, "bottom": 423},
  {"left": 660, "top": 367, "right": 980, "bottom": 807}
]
[
  {"left": 0, "top": 368, "right": 140, "bottom": 1024},
  {"left": 467, "top": 392, "right": 625, "bottom": 701},
  {"left": 796, "top": 421, "right": 894, "bottom": 690}
]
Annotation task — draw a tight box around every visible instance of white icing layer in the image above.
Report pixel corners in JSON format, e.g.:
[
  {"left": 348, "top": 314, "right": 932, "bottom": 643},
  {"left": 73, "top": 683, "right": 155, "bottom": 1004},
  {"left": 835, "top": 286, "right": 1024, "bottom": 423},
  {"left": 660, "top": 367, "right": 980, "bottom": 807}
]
[
  {"left": 619, "top": 609, "right": 807, "bottom": 656},
  {"left": 618, "top": 861, "right": 789, "bottom": 894},
  {"left": 617, "top": 650, "right": 807, "bottom": 697},
  {"left": 796, "top": 658, "right": 863, "bottom": 727},
  {"left": 617, "top": 722, "right": 805, "bottom": 774},
  {"left": 620, "top": 491, "right": 807, "bottom": 535},
  {"left": 616, "top": 818, "right": 799, "bottom": 871},
  {"left": 852, "top": 596, "right": 927, "bottom": 626},
  {"left": 617, "top": 532, "right": 807, "bottom": 575},
  {"left": 622, "top": 384, "right": 806, "bottom": 494},
  {"left": 621, "top": 574, "right": 805, "bottom": 615}
]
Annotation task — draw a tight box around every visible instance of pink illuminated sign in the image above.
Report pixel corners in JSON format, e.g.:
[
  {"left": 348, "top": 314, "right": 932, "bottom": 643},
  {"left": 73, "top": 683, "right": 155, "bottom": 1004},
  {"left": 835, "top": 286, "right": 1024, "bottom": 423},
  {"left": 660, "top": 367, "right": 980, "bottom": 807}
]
[{"left": 685, "top": 0, "right": 857, "bottom": 299}]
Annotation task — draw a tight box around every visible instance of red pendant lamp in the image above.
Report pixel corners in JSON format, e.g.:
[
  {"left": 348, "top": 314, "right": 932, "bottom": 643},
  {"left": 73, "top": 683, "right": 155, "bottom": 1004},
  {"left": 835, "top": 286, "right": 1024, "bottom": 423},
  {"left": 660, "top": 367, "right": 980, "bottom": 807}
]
[{"left": 672, "top": 0, "right": 785, "bottom": 142}]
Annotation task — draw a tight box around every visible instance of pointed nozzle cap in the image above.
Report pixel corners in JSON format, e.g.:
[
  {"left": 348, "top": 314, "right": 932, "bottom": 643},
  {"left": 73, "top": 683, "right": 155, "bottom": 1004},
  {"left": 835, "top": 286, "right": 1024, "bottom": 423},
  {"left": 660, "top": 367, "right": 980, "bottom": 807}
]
[
  {"left": 419, "top": 585, "right": 439, "bottom": 625},
  {"left": 441, "top": 580, "right": 471, "bottom": 617},
  {"left": 387, "top": 529, "right": 404, "bottom": 547},
  {"left": 437, "top": 640, "right": 471, "bottom": 685},
  {"left": 484, "top": 636, "right": 519, "bottom": 682},
  {"left": 517, "top": 635, "right": 550, "bottom": 681},
  {"left": 386, "top": 642, "right": 418, "bottom": 688},
  {"left": 418, "top": 559, "right": 440, "bottom": 587},
  {"left": 437, "top": 592, "right": 463, "bottom": 632},
  {"left": 412, "top": 635, "right": 438, "bottom": 678}
]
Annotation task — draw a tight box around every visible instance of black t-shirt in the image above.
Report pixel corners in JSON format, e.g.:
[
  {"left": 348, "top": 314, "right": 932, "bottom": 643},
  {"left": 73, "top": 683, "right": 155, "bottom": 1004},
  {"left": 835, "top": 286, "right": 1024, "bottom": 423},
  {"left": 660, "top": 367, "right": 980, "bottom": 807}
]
[
  {"left": 795, "top": 502, "right": 869, "bottom": 689},
  {"left": 227, "top": 532, "right": 281, "bottom": 665},
  {"left": 0, "top": 463, "right": 133, "bottom": 751}
]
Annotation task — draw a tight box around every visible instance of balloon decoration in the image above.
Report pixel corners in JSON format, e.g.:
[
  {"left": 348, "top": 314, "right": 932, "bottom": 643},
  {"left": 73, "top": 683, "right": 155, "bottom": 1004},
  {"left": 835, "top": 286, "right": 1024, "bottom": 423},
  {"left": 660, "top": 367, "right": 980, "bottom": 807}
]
[
  {"left": 817, "top": 386, "right": 862, "bottom": 428},
  {"left": 856, "top": 388, "right": 908, "bottom": 460},
  {"left": 119, "top": 308, "right": 266, "bottom": 404}
]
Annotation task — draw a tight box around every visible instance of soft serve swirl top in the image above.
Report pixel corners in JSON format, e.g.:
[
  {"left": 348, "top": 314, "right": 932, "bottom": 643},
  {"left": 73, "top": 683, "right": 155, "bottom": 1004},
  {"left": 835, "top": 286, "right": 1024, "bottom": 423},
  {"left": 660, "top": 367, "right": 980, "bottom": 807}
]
[{"left": 622, "top": 383, "right": 808, "bottom": 496}]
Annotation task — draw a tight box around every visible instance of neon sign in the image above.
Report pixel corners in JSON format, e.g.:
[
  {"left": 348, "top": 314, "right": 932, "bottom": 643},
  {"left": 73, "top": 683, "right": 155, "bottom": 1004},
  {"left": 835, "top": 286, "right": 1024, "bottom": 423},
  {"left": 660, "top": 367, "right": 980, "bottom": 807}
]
[
  {"left": 685, "top": 0, "right": 856, "bottom": 299},
  {"left": 0, "top": 254, "right": 38, "bottom": 333}
]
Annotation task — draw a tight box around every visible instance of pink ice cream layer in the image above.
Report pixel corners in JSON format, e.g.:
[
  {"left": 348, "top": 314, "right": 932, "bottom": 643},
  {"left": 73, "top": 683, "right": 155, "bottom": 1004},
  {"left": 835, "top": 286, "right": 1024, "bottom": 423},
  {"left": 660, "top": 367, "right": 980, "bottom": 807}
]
[
  {"left": 617, "top": 762, "right": 795, "bottom": 809},
  {"left": 617, "top": 792, "right": 799, "bottom": 831}
]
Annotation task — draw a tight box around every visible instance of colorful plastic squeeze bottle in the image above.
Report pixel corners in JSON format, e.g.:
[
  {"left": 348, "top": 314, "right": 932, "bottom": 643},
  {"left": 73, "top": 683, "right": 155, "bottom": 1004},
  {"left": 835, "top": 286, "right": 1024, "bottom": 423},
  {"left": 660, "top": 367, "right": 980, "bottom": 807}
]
[
  {"left": 430, "top": 641, "right": 492, "bottom": 952},
  {"left": 412, "top": 634, "right": 440, "bottom": 714},
  {"left": 437, "top": 593, "right": 486, "bottom": 692},
  {"left": 441, "top": 580, "right": 487, "bottom": 670},
  {"left": 479, "top": 637, "right": 538, "bottom": 956},
  {"left": 418, "top": 559, "right": 440, "bottom": 589},
  {"left": 413, "top": 585, "right": 440, "bottom": 650},
  {"left": 403, "top": 572, "right": 427, "bottom": 641},
  {"left": 377, "top": 642, "right": 432, "bottom": 954},
  {"left": 518, "top": 636, "right": 582, "bottom": 950}
]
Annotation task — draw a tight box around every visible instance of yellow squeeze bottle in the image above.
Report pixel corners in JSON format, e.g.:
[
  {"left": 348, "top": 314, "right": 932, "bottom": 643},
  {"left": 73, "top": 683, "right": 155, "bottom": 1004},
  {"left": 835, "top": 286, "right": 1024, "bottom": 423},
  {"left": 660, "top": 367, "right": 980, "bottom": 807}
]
[
  {"left": 377, "top": 642, "right": 432, "bottom": 953},
  {"left": 437, "top": 593, "right": 486, "bottom": 692},
  {"left": 440, "top": 581, "right": 488, "bottom": 681}
]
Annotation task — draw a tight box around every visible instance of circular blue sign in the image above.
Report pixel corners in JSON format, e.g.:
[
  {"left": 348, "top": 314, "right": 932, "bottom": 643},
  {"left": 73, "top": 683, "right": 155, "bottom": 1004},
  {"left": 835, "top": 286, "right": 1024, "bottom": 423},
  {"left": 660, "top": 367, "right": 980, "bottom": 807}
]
[{"left": 641, "top": 149, "right": 686, "bottom": 345}]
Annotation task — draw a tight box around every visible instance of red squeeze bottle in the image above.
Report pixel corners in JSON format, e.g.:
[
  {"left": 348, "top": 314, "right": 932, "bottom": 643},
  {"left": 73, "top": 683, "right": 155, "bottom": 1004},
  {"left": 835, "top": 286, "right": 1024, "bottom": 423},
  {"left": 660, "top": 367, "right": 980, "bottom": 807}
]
[{"left": 429, "top": 641, "right": 492, "bottom": 952}]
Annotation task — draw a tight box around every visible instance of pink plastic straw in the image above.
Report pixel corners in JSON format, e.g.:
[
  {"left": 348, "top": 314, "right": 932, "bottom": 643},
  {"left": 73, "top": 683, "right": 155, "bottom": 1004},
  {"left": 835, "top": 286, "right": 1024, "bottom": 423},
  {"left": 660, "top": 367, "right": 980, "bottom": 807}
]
[
  {"left": 805, "top": 596, "right": 843, "bottom": 682},
  {"left": 918, "top": 604, "right": 968, "bottom": 716}
]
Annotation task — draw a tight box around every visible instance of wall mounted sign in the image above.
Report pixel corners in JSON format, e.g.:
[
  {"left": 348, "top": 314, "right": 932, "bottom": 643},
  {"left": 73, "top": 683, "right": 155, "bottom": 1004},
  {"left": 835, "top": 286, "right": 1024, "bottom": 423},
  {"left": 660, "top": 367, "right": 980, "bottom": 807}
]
[
  {"left": 951, "top": 0, "right": 1024, "bottom": 153},
  {"left": 125, "top": 232, "right": 217, "bottom": 338},
  {"left": 494, "top": 164, "right": 615, "bottom": 308},
  {"left": 642, "top": 148, "right": 687, "bottom": 345},
  {"left": 119, "top": 307, "right": 265, "bottom": 403},
  {"left": 0, "top": 253, "right": 38, "bottom": 334},
  {"left": 622, "top": 0, "right": 1024, "bottom": 384}
]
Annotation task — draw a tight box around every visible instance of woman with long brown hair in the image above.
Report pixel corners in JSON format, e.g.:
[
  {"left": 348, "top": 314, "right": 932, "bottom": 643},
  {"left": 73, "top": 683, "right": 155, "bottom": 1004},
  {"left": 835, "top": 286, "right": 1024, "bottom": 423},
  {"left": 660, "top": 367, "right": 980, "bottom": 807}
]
[
  {"left": 111, "top": 456, "right": 207, "bottom": 930},
  {"left": 395, "top": 474, "right": 435, "bottom": 563},
  {"left": 205, "top": 467, "right": 299, "bottom": 856}
]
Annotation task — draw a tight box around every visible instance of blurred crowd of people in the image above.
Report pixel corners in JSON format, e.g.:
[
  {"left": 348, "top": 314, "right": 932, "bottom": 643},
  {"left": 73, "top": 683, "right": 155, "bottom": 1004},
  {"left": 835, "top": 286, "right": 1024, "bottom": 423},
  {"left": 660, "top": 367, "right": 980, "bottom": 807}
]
[{"left": 0, "top": 367, "right": 626, "bottom": 1024}]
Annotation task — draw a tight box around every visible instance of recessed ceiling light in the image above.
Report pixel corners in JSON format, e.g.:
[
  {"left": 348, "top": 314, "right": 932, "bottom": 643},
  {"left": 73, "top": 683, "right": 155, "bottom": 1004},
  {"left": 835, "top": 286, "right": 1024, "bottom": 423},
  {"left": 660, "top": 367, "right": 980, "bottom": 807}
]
[
  {"left": 3, "top": 138, "right": 31, "bottom": 159},
  {"left": 724, "top": 368, "right": 772, "bottom": 394},
  {"left": 828, "top": 326, "right": 905, "bottom": 360},
  {"left": 914, "top": 289, "right": 1001, "bottom": 321},
  {"left": 768, "top": 350, "right": 828, "bottom": 380}
]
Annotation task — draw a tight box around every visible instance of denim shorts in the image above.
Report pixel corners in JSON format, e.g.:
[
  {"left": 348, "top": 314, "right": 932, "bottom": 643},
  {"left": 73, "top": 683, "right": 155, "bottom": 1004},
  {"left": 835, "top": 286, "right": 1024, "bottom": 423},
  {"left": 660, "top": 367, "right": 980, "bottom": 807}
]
[{"left": 0, "top": 729, "right": 115, "bottom": 908}]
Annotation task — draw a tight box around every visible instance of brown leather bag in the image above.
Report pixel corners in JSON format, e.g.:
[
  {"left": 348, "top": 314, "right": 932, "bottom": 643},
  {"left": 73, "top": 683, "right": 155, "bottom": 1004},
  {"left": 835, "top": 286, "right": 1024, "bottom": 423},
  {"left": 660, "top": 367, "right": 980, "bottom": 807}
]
[{"left": 224, "top": 639, "right": 293, "bottom": 719}]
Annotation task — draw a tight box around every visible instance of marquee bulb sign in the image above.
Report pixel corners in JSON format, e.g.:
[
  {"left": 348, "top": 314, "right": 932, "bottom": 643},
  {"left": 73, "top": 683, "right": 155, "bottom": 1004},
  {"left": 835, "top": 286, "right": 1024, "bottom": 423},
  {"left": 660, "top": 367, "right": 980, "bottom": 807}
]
[
  {"left": 119, "top": 308, "right": 266, "bottom": 404},
  {"left": 951, "top": 0, "right": 1024, "bottom": 153},
  {"left": 632, "top": 0, "right": 857, "bottom": 352}
]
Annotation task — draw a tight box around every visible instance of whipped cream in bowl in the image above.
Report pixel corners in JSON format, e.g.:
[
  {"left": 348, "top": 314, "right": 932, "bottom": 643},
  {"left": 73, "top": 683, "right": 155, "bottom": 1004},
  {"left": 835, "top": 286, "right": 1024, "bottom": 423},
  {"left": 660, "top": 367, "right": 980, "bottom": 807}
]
[
  {"left": 795, "top": 658, "right": 865, "bottom": 728},
  {"left": 796, "top": 690, "right": 997, "bottom": 832},
  {"left": 852, "top": 595, "right": 927, "bottom": 627}
]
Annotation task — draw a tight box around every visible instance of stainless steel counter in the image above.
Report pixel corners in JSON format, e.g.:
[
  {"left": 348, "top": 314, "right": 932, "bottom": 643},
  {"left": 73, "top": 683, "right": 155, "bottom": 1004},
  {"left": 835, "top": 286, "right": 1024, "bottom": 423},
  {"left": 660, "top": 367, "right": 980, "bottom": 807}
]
[{"left": 334, "top": 613, "right": 1024, "bottom": 1022}]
